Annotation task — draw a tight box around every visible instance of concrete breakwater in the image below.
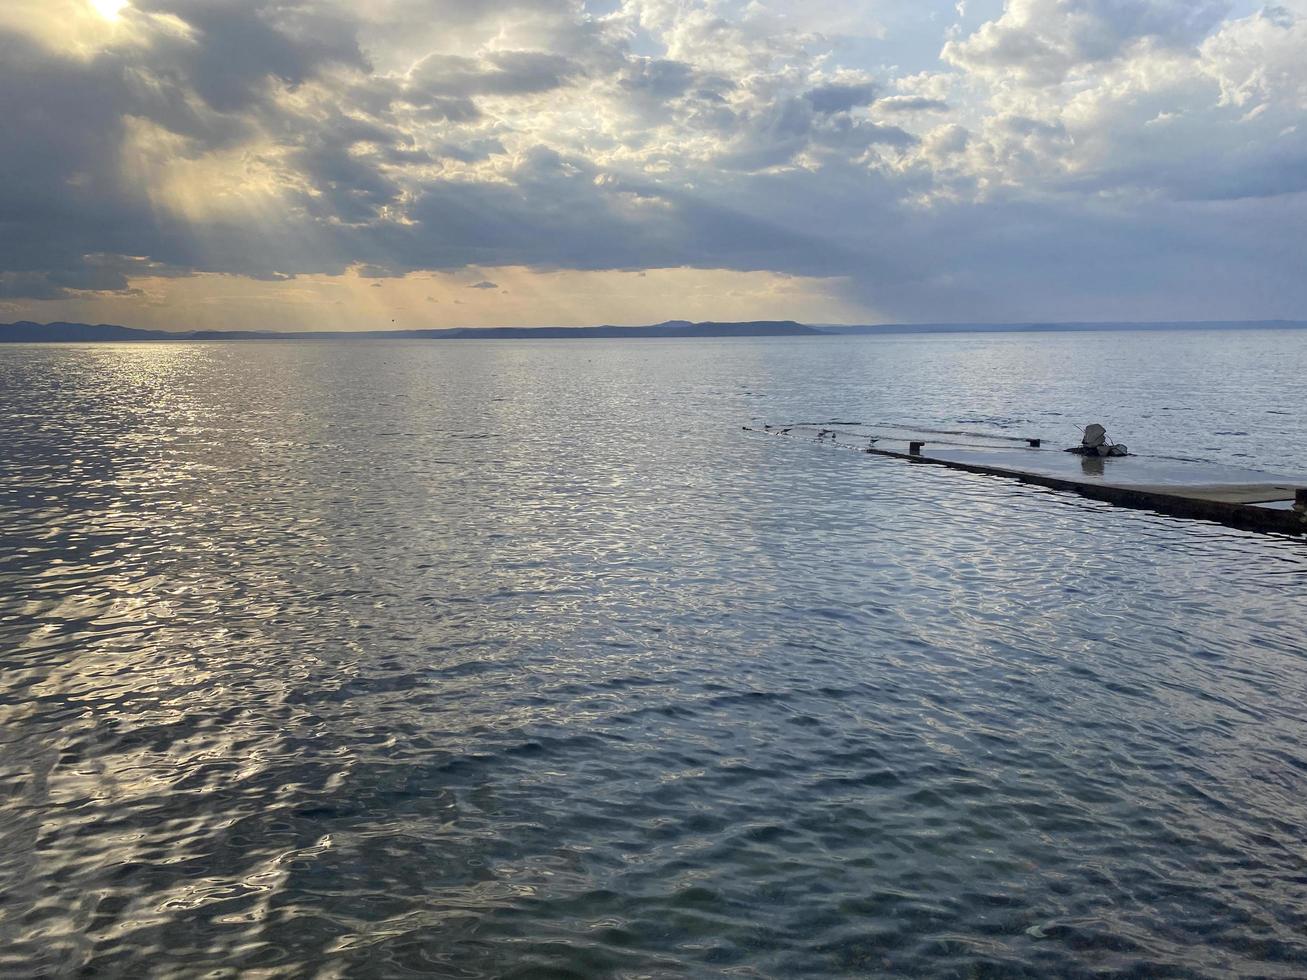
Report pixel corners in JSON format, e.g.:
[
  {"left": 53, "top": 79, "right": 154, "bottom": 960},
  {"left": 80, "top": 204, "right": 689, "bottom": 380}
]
[{"left": 750, "top": 422, "right": 1307, "bottom": 537}]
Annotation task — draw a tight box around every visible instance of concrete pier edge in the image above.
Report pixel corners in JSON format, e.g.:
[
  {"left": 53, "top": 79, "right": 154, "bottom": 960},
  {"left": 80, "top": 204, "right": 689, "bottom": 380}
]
[{"left": 744, "top": 425, "right": 1307, "bottom": 537}]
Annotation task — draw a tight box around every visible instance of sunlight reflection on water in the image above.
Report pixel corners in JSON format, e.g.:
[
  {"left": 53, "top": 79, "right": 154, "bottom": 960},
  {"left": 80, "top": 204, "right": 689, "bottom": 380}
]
[{"left": 2, "top": 333, "right": 1307, "bottom": 976}]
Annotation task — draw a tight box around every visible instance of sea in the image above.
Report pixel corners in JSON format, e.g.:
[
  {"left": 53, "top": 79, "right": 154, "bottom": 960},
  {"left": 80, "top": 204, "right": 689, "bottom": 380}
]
[{"left": 2, "top": 329, "right": 1306, "bottom": 977}]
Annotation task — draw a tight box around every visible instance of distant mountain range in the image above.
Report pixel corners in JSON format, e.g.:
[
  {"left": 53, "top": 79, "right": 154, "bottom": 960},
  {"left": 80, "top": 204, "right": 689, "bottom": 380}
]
[
  {"left": 0, "top": 319, "right": 823, "bottom": 342},
  {"left": 2, "top": 318, "right": 1305, "bottom": 342},
  {"left": 819, "top": 320, "right": 1307, "bottom": 335}
]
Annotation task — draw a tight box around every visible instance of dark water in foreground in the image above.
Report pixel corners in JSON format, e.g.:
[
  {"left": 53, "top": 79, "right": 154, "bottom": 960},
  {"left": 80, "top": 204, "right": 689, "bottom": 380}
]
[{"left": 2, "top": 331, "right": 1307, "bottom": 978}]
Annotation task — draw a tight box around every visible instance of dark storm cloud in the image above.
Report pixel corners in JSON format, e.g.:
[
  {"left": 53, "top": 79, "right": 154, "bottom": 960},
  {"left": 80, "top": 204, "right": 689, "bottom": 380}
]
[
  {"left": 291, "top": 131, "right": 405, "bottom": 223},
  {"left": 389, "top": 48, "right": 585, "bottom": 121},
  {"left": 406, "top": 50, "right": 582, "bottom": 102},
  {"left": 0, "top": 36, "right": 158, "bottom": 298},
  {"left": 1055, "top": 134, "right": 1307, "bottom": 203},
  {"left": 0, "top": 272, "right": 96, "bottom": 301},
  {"left": 716, "top": 95, "right": 915, "bottom": 172},
  {"left": 619, "top": 58, "right": 698, "bottom": 100},
  {"left": 0, "top": 0, "right": 369, "bottom": 297},
  {"left": 134, "top": 0, "right": 367, "bottom": 111},
  {"left": 342, "top": 145, "right": 864, "bottom": 282},
  {"left": 875, "top": 96, "right": 949, "bottom": 113},
  {"left": 804, "top": 82, "right": 878, "bottom": 114}
]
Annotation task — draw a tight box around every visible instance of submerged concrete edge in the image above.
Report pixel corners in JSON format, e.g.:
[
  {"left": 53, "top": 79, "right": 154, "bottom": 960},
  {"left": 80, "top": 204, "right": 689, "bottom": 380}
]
[
  {"left": 867, "top": 445, "right": 1307, "bottom": 537},
  {"left": 745, "top": 426, "right": 1307, "bottom": 537}
]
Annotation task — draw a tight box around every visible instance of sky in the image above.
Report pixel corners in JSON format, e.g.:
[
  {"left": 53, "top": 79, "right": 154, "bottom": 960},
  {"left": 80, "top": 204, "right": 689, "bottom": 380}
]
[{"left": 1, "top": 0, "right": 1305, "bottom": 330}]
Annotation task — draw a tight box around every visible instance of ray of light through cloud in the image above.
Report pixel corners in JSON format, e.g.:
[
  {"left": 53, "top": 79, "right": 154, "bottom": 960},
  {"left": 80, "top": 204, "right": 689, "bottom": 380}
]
[{"left": 1, "top": 0, "right": 1305, "bottom": 328}]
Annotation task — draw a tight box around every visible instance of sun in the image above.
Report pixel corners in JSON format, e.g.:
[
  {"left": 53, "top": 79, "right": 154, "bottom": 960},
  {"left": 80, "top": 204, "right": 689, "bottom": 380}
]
[{"left": 90, "top": 0, "right": 129, "bottom": 19}]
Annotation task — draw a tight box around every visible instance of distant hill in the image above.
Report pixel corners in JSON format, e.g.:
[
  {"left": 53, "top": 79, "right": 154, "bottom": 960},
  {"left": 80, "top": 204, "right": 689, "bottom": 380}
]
[
  {"left": 0, "top": 319, "right": 824, "bottom": 342},
  {"left": 0, "top": 321, "right": 169, "bottom": 342},
  {"left": 821, "top": 320, "right": 1307, "bottom": 335},
  {"left": 3, "top": 318, "right": 1305, "bottom": 342}
]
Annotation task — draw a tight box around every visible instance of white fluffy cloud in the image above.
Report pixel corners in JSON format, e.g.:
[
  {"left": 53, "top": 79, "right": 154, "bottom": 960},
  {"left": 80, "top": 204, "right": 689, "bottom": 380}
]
[
  {"left": 929, "top": 3, "right": 1307, "bottom": 203},
  {"left": 941, "top": 0, "right": 1232, "bottom": 81}
]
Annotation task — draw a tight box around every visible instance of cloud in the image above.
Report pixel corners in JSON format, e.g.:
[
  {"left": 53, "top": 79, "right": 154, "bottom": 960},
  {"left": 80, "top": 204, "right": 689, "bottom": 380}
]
[
  {"left": 405, "top": 49, "right": 582, "bottom": 105},
  {"left": 942, "top": 0, "right": 1230, "bottom": 84},
  {"left": 1201, "top": 6, "right": 1307, "bottom": 110},
  {"left": 0, "top": 0, "right": 1305, "bottom": 322},
  {"left": 804, "top": 82, "right": 879, "bottom": 114},
  {"left": 618, "top": 58, "right": 699, "bottom": 100},
  {"left": 875, "top": 96, "right": 949, "bottom": 113},
  {"left": 928, "top": 3, "right": 1307, "bottom": 208}
]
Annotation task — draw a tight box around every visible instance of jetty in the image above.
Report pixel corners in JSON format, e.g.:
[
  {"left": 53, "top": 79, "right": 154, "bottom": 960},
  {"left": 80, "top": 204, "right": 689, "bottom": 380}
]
[{"left": 749, "top": 422, "right": 1307, "bottom": 537}]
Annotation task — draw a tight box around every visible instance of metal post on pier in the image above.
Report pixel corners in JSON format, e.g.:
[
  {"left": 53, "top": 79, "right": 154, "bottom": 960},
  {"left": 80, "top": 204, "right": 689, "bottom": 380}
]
[{"left": 909, "top": 441, "right": 924, "bottom": 456}]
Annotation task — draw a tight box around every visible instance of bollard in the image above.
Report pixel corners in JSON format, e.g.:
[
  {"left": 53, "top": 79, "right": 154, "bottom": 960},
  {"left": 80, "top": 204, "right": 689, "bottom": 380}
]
[
  {"left": 909, "top": 441, "right": 924, "bottom": 456},
  {"left": 1027, "top": 438, "right": 1042, "bottom": 448},
  {"left": 1296, "top": 488, "right": 1307, "bottom": 512}
]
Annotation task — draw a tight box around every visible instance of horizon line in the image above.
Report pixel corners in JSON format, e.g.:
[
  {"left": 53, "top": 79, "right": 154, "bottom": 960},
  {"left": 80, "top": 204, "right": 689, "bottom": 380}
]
[{"left": 4, "top": 317, "right": 1307, "bottom": 342}]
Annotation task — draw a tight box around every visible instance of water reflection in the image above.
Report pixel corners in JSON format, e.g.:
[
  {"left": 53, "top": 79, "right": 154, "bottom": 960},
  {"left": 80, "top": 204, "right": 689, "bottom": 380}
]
[
  {"left": 2, "top": 336, "right": 1307, "bottom": 976},
  {"left": 1079, "top": 455, "right": 1106, "bottom": 477}
]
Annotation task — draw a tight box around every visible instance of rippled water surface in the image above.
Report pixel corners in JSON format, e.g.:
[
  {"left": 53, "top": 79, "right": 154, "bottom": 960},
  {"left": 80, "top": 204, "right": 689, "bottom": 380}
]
[{"left": 3, "top": 331, "right": 1307, "bottom": 978}]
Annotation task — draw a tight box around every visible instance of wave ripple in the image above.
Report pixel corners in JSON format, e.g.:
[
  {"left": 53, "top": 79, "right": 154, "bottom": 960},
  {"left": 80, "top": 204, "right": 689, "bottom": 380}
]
[{"left": 3, "top": 337, "right": 1307, "bottom": 977}]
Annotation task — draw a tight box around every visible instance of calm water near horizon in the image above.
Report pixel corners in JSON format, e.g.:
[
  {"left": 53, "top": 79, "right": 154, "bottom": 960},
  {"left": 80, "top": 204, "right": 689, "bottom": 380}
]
[{"left": 3, "top": 330, "right": 1307, "bottom": 977}]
